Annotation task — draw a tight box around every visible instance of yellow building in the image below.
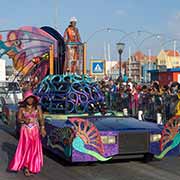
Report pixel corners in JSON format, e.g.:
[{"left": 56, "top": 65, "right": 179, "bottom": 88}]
[
  {"left": 106, "top": 61, "right": 117, "bottom": 76},
  {"left": 157, "top": 50, "right": 180, "bottom": 69}
]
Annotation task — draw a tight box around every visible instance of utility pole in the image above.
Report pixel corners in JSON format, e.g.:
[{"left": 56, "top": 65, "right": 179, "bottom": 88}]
[
  {"left": 148, "top": 49, "right": 151, "bottom": 82},
  {"left": 173, "top": 40, "right": 176, "bottom": 68},
  {"left": 54, "top": 0, "right": 58, "bottom": 30},
  {"left": 108, "top": 43, "right": 111, "bottom": 76},
  {"left": 104, "top": 42, "right": 107, "bottom": 61},
  {"left": 128, "top": 46, "right": 131, "bottom": 78}
]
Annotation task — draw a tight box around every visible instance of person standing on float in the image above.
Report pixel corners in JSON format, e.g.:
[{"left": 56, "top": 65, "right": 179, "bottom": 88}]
[{"left": 63, "top": 17, "right": 81, "bottom": 73}]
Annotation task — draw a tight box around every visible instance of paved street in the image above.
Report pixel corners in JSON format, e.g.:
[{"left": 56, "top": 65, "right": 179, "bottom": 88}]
[{"left": 0, "top": 121, "right": 180, "bottom": 180}]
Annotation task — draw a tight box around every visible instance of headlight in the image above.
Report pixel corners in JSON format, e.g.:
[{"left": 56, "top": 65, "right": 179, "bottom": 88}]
[
  {"left": 101, "top": 136, "right": 116, "bottom": 144},
  {"left": 150, "top": 134, "right": 161, "bottom": 142}
]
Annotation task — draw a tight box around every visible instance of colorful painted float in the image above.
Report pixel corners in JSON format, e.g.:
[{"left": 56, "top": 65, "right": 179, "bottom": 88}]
[
  {"left": 43, "top": 115, "right": 164, "bottom": 162},
  {"left": 0, "top": 24, "right": 180, "bottom": 163}
]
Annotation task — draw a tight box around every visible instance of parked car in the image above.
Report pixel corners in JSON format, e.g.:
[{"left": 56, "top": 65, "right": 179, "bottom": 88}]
[
  {"left": 0, "top": 81, "right": 22, "bottom": 104},
  {"left": 0, "top": 96, "right": 10, "bottom": 124},
  {"left": 0, "top": 95, "right": 18, "bottom": 125}
]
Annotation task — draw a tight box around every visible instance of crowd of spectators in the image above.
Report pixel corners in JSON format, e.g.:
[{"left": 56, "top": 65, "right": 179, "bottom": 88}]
[{"left": 98, "top": 78, "right": 180, "bottom": 124}]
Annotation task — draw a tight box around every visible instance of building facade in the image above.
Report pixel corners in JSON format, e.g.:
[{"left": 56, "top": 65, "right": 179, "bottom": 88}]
[
  {"left": 126, "top": 57, "right": 142, "bottom": 82},
  {"left": 141, "top": 55, "right": 157, "bottom": 83},
  {"left": 106, "top": 61, "right": 118, "bottom": 77},
  {"left": 0, "top": 59, "right": 6, "bottom": 81},
  {"left": 157, "top": 50, "right": 180, "bottom": 69},
  {"left": 150, "top": 68, "right": 180, "bottom": 86},
  {"left": 126, "top": 51, "right": 157, "bottom": 83}
]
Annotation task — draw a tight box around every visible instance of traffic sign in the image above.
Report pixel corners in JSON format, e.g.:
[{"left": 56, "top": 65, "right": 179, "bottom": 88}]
[{"left": 90, "top": 59, "right": 105, "bottom": 75}]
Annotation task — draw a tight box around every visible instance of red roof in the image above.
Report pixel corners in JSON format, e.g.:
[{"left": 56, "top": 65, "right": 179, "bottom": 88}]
[
  {"left": 133, "top": 51, "right": 145, "bottom": 61},
  {"left": 164, "top": 50, "right": 180, "bottom": 57},
  {"left": 111, "top": 61, "right": 126, "bottom": 69},
  {"left": 144, "top": 55, "right": 157, "bottom": 61}
]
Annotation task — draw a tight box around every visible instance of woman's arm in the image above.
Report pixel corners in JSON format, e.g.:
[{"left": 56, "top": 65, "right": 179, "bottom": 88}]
[
  {"left": 37, "top": 106, "right": 45, "bottom": 126},
  {"left": 37, "top": 106, "right": 46, "bottom": 137},
  {"left": 17, "top": 107, "right": 25, "bottom": 124}
]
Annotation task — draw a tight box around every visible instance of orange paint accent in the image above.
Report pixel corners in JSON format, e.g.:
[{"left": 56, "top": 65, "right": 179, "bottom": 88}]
[
  {"left": 172, "top": 72, "right": 180, "bottom": 82},
  {"left": 49, "top": 45, "right": 54, "bottom": 75},
  {"left": 173, "top": 72, "right": 177, "bottom": 81},
  {"left": 83, "top": 43, "right": 87, "bottom": 74}
]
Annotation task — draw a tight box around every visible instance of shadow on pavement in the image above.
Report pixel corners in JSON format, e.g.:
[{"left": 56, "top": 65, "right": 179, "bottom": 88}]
[
  {"left": 2, "top": 142, "right": 16, "bottom": 165},
  {"left": 43, "top": 148, "right": 145, "bottom": 167},
  {"left": 0, "top": 121, "right": 16, "bottom": 136}
]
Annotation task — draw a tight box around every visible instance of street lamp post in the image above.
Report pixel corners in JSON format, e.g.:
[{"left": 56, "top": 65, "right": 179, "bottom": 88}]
[{"left": 116, "top": 42, "right": 125, "bottom": 80}]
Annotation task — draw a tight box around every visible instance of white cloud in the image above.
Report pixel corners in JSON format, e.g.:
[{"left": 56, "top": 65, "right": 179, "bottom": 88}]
[
  {"left": 0, "top": 18, "right": 9, "bottom": 25},
  {"left": 115, "top": 9, "right": 127, "bottom": 16},
  {"left": 168, "top": 11, "right": 180, "bottom": 37},
  {"left": 174, "top": 12, "right": 180, "bottom": 20}
]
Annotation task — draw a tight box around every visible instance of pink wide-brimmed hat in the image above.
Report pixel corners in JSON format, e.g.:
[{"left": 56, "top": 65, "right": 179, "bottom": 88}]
[{"left": 19, "top": 90, "right": 40, "bottom": 104}]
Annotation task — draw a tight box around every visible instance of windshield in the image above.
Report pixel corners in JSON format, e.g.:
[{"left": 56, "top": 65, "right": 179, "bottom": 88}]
[
  {"left": 0, "top": 82, "right": 20, "bottom": 91},
  {"left": 0, "top": 87, "right": 6, "bottom": 93}
]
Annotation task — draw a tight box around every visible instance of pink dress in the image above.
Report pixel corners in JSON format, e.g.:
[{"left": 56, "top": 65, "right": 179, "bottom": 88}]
[{"left": 8, "top": 110, "right": 43, "bottom": 173}]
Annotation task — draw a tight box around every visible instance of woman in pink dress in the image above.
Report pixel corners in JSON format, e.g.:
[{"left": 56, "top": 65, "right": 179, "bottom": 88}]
[{"left": 8, "top": 90, "right": 46, "bottom": 176}]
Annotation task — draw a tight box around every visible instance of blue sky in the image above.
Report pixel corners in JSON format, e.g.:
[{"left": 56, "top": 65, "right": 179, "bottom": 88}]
[{"left": 1, "top": 0, "right": 180, "bottom": 64}]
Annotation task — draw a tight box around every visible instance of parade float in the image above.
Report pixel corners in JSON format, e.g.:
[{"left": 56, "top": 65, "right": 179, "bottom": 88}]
[{"left": 0, "top": 19, "right": 180, "bottom": 162}]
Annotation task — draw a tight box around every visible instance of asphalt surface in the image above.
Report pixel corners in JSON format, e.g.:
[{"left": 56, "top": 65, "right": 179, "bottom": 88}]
[{"left": 1, "top": 120, "right": 180, "bottom": 180}]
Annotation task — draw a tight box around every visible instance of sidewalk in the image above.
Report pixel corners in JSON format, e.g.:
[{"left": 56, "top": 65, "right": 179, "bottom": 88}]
[
  {"left": 0, "top": 121, "right": 83, "bottom": 180},
  {"left": 0, "top": 121, "right": 24, "bottom": 179}
]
